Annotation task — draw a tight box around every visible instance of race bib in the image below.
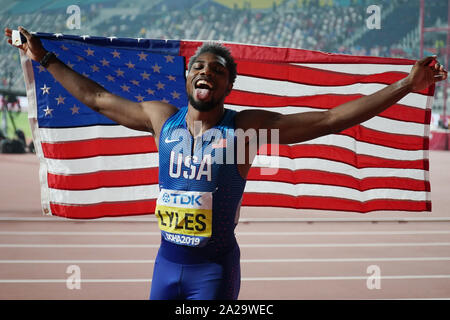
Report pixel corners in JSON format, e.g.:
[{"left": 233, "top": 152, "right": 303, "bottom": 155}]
[{"left": 155, "top": 189, "right": 213, "bottom": 247}]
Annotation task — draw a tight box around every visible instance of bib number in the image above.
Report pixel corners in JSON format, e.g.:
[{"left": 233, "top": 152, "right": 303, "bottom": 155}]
[{"left": 155, "top": 189, "right": 212, "bottom": 247}]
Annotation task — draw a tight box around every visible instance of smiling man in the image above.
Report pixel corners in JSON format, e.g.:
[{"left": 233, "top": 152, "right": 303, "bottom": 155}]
[{"left": 5, "top": 26, "right": 447, "bottom": 300}]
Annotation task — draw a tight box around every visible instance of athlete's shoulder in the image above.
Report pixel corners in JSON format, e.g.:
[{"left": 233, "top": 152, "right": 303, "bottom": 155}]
[
  {"left": 234, "top": 108, "right": 279, "bottom": 131},
  {"left": 141, "top": 100, "right": 179, "bottom": 136}
]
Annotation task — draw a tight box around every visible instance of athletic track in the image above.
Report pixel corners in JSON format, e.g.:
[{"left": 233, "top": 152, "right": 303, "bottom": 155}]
[{"left": 0, "top": 151, "right": 449, "bottom": 299}]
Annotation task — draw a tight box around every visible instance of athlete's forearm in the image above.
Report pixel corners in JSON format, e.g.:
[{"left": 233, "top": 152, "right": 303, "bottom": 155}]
[
  {"left": 45, "top": 54, "right": 108, "bottom": 112},
  {"left": 328, "top": 55, "right": 448, "bottom": 134},
  {"left": 327, "top": 76, "right": 412, "bottom": 134},
  {"left": 255, "top": 76, "right": 413, "bottom": 144},
  {"left": 43, "top": 52, "right": 156, "bottom": 132}
]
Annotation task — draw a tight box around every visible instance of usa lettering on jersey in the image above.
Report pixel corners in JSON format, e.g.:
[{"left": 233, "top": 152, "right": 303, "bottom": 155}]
[{"left": 169, "top": 151, "right": 212, "bottom": 182}]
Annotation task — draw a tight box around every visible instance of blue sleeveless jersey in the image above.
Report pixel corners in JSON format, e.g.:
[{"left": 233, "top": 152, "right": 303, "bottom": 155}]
[{"left": 156, "top": 106, "right": 246, "bottom": 263}]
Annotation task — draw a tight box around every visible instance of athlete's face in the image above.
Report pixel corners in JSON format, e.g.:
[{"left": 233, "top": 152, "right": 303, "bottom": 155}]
[{"left": 186, "top": 52, "right": 233, "bottom": 112}]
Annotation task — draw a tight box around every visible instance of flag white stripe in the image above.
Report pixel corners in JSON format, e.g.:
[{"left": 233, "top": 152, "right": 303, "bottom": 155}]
[
  {"left": 39, "top": 110, "right": 428, "bottom": 143},
  {"left": 244, "top": 181, "right": 428, "bottom": 202},
  {"left": 49, "top": 185, "right": 160, "bottom": 205},
  {"left": 362, "top": 117, "right": 427, "bottom": 137},
  {"left": 46, "top": 153, "right": 426, "bottom": 180},
  {"left": 293, "top": 63, "right": 413, "bottom": 74},
  {"left": 49, "top": 181, "right": 428, "bottom": 205},
  {"left": 47, "top": 181, "right": 426, "bottom": 205},
  {"left": 226, "top": 105, "right": 428, "bottom": 137},
  {"left": 39, "top": 125, "right": 151, "bottom": 142},
  {"left": 299, "top": 135, "right": 425, "bottom": 161},
  {"left": 43, "top": 129, "right": 425, "bottom": 164},
  {"left": 234, "top": 75, "right": 428, "bottom": 109},
  {"left": 252, "top": 156, "right": 427, "bottom": 180},
  {"left": 46, "top": 153, "right": 159, "bottom": 175}
]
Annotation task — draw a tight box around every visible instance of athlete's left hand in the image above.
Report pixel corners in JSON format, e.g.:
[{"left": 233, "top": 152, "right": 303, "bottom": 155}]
[{"left": 406, "top": 56, "right": 447, "bottom": 92}]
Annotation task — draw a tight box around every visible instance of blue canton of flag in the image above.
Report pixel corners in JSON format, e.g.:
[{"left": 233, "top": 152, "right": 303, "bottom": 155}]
[{"left": 33, "top": 34, "right": 187, "bottom": 128}]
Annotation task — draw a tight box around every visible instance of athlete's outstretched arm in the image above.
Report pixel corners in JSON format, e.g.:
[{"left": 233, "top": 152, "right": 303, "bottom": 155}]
[
  {"left": 5, "top": 27, "right": 177, "bottom": 135},
  {"left": 236, "top": 56, "right": 447, "bottom": 144}
]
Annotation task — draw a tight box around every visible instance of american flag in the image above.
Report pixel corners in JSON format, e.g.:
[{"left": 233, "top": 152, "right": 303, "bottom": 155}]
[{"left": 21, "top": 33, "right": 434, "bottom": 219}]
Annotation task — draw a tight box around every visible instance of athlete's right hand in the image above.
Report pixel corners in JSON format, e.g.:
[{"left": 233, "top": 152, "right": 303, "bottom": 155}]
[{"left": 5, "top": 26, "right": 47, "bottom": 62}]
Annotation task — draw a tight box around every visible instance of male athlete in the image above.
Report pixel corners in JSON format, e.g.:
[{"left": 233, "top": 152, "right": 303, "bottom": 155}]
[{"left": 5, "top": 26, "right": 447, "bottom": 300}]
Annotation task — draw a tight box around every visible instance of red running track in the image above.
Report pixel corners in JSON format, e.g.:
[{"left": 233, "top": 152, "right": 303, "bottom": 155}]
[{"left": 0, "top": 151, "right": 449, "bottom": 299}]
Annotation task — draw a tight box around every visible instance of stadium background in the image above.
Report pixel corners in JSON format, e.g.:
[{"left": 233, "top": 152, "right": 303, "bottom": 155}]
[{"left": 0, "top": 0, "right": 450, "bottom": 300}]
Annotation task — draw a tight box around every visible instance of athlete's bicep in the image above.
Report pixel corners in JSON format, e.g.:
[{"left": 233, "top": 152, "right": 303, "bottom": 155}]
[
  {"left": 96, "top": 94, "right": 177, "bottom": 134},
  {"left": 236, "top": 109, "right": 333, "bottom": 144},
  {"left": 93, "top": 92, "right": 149, "bottom": 131}
]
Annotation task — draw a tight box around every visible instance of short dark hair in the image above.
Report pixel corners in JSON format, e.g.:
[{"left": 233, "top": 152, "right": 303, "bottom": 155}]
[{"left": 187, "top": 42, "right": 237, "bottom": 85}]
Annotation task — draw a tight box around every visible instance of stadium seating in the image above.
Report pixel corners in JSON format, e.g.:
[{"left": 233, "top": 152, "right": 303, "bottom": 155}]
[{"left": 0, "top": 0, "right": 448, "bottom": 113}]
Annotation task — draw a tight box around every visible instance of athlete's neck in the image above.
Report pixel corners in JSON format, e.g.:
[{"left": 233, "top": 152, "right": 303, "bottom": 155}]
[{"left": 186, "top": 105, "right": 225, "bottom": 137}]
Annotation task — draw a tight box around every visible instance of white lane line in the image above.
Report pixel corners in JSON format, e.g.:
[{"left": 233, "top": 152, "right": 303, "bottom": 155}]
[
  {"left": 2, "top": 242, "right": 450, "bottom": 248},
  {"left": 2, "top": 275, "right": 450, "bottom": 283},
  {"left": 0, "top": 244, "right": 159, "bottom": 248},
  {"left": 1, "top": 217, "right": 450, "bottom": 222},
  {"left": 243, "top": 257, "right": 450, "bottom": 262},
  {"left": 1, "top": 231, "right": 450, "bottom": 236},
  {"left": 1, "top": 257, "right": 450, "bottom": 264},
  {"left": 242, "top": 275, "right": 450, "bottom": 281},
  {"left": 0, "top": 231, "right": 162, "bottom": 236},
  {"left": 241, "top": 242, "right": 450, "bottom": 248},
  {"left": 238, "top": 231, "right": 450, "bottom": 236},
  {"left": 0, "top": 279, "right": 151, "bottom": 283},
  {"left": 0, "top": 260, "right": 157, "bottom": 264},
  {"left": 383, "top": 298, "right": 450, "bottom": 300}
]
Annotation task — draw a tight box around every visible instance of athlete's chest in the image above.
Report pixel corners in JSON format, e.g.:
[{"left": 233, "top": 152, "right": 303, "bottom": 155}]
[{"left": 160, "top": 123, "right": 235, "bottom": 187}]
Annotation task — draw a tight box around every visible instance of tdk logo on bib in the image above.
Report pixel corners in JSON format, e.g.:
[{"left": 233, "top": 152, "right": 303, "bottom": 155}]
[{"left": 163, "top": 193, "right": 202, "bottom": 206}]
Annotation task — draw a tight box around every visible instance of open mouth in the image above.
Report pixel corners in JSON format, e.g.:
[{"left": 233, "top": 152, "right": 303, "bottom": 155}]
[
  {"left": 194, "top": 79, "right": 214, "bottom": 100},
  {"left": 195, "top": 79, "right": 213, "bottom": 90}
]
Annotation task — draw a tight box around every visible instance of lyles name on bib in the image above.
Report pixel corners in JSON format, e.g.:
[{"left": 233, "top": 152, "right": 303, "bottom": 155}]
[{"left": 155, "top": 189, "right": 213, "bottom": 247}]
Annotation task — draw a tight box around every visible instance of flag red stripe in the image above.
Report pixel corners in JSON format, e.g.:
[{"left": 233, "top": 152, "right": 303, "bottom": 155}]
[
  {"left": 180, "top": 40, "right": 416, "bottom": 65},
  {"left": 40, "top": 125, "right": 426, "bottom": 161},
  {"left": 41, "top": 136, "right": 157, "bottom": 159},
  {"left": 242, "top": 193, "right": 431, "bottom": 212},
  {"left": 339, "top": 126, "right": 428, "bottom": 151},
  {"left": 50, "top": 199, "right": 157, "bottom": 219},
  {"left": 49, "top": 194, "right": 431, "bottom": 218},
  {"left": 43, "top": 142, "right": 428, "bottom": 175},
  {"left": 267, "top": 144, "right": 428, "bottom": 170},
  {"left": 47, "top": 167, "right": 429, "bottom": 193},
  {"left": 247, "top": 168, "right": 430, "bottom": 192},
  {"left": 47, "top": 167, "right": 159, "bottom": 190},
  {"left": 235, "top": 60, "right": 434, "bottom": 95},
  {"left": 226, "top": 90, "right": 429, "bottom": 124},
  {"left": 236, "top": 59, "right": 409, "bottom": 86}
]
